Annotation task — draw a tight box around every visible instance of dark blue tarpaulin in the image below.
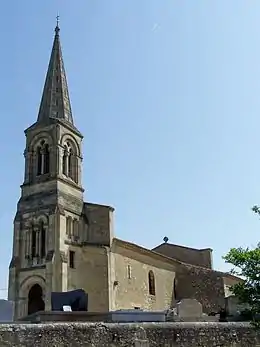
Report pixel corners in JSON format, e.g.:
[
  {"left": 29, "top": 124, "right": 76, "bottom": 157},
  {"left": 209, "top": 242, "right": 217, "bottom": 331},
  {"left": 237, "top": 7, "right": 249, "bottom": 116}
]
[{"left": 51, "top": 289, "right": 88, "bottom": 311}]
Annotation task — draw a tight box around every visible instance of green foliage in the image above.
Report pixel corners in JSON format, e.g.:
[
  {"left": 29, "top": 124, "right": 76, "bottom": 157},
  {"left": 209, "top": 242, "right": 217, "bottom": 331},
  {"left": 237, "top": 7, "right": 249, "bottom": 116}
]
[{"left": 223, "top": 206, "right": 260, "bottom": 327}]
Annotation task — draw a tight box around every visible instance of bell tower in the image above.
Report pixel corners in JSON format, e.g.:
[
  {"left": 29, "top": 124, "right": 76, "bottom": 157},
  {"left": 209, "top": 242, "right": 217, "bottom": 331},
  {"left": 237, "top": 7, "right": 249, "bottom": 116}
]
[{"left": 8, "top": 22, "right": 85, "bottom": 319}]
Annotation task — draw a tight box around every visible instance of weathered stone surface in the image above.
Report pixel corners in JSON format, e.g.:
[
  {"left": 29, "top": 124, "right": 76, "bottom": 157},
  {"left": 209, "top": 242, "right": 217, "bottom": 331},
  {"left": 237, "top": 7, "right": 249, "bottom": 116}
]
[
  {"left": 175, "top": 263, "right": 226, "bottom": 313},
  {"left": 225, "top": 295, "right": 250, "bottom": 316},
  {"left": 176, "top": 298, "right": 203, "bottom": 318},
  {"left": 0, "top": 322, "right": 259, "bottom": 347},
  {"left": 153, "top": 243, "right": 213, "bottom": 269}
]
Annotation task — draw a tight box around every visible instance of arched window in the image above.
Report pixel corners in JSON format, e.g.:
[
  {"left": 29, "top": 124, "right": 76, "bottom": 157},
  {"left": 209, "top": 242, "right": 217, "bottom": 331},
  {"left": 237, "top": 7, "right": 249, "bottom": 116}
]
[
  {"left": 62, "top": 141, "right": 77, "bottom": 182},
  {"left": 40, "top": 221, "right": 46, "bottom": 258},
  {"left": 148, "top": 270, "right": 156, "bottom": 296},
  {"left": 36, "top": 140, "right": 50, "bottom": 176}
]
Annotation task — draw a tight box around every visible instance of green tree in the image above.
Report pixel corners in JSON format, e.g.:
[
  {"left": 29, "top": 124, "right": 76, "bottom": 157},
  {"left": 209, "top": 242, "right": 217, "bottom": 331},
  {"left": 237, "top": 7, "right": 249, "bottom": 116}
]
[{"left": 223, "top": 206, "right": 260, "bottom": 326}]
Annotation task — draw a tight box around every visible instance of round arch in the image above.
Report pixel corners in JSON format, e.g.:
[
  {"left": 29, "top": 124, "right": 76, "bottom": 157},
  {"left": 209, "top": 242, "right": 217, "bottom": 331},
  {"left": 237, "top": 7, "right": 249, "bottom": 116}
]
[
  {"left": 60, "top": 133, "right": 81, "bottom": 157},
  {"left": 27, "top": 284, "right": 45, "bottom": 315},
  {"left": 19, "top": 275, "right": 46, "bottom": 317},
  {"left": 28, "top": 132, "right": 53, "bottom": 151},
  {"left": 35, "top": 214, "right": 49, "bottom": 226}
]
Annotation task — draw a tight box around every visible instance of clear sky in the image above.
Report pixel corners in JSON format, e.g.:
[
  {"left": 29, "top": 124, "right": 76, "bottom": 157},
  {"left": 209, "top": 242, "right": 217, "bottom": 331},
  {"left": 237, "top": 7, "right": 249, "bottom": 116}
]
[{"left": 0, "top": 1, "right": 260, "bottom": 298}]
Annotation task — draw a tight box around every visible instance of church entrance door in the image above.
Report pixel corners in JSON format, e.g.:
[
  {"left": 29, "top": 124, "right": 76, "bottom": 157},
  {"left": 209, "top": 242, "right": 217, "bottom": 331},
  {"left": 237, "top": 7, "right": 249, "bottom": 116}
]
[{"left": 27, "top": 284, "right": 45, "bottom": 315}]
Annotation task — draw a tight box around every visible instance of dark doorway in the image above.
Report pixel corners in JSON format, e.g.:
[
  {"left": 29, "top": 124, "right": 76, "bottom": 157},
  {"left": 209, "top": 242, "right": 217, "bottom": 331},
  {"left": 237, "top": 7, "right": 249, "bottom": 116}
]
[{"left": 28, "top": 284, "right": 45, "bottom": 315}]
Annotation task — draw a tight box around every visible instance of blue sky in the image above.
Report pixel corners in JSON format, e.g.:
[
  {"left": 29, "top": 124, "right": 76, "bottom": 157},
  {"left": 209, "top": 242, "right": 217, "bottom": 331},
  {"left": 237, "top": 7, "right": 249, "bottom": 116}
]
[{"left": 0, "top": 1, "right": 260, "bottom": 298}]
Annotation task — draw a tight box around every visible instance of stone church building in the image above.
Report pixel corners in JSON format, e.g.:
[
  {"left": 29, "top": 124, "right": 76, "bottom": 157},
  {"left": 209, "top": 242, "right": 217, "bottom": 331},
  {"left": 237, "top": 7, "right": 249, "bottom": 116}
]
[{"left": 8, "top": 24, "right": 240, "bottom": 320}]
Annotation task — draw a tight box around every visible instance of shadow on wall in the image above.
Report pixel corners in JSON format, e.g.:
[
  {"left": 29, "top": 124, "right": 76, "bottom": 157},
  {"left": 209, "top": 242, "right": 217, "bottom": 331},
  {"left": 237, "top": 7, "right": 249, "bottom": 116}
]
[{"left": 170, "top": 278, "right": 177, "bottom": 308}]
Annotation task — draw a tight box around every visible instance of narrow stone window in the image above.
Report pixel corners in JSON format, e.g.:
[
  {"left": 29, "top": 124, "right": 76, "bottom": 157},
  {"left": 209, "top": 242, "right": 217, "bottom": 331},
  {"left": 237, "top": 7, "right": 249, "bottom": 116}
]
[
  {"left": 62, "top": 150, "right": 67, "bottom": 175},
  {"left": 127, "top": 265, "right": 132, "bottom": 279},
  {"left": 40, "top": 221, "right": 46, "bottom": 258},
  {"left": 63, "top": 142, "right": 76, "bottom": 182},
  {"left": 36, "top": 146, "right": 42, "bottom": 175},
  {"left": 69, "top": 250, "right": 75, "bottom": 268},
  {"left": 36, "top": 140, "right": 50, "bottom": 176},
  {"left": 43, "top": 144, "right": 50, "bottom": 174},
  {"left": 148, "top": 270, "right": 156, "bottom": 296},
  {"left": 68, "top": 151, "right": 73, "bottom": 179}
]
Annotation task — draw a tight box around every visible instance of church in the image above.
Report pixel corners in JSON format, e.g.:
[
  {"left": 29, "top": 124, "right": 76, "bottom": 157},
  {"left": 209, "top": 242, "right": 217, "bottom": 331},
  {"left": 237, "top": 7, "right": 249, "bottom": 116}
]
[{"left": 8, "top": 23, "right": 240, "bottom": 320}]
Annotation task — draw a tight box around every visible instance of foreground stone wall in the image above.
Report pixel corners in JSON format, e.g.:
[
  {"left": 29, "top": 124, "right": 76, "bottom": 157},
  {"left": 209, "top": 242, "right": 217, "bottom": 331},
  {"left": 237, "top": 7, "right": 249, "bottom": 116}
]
[{"left": 0, "top": 322, "right": 259, "bottom": 346}]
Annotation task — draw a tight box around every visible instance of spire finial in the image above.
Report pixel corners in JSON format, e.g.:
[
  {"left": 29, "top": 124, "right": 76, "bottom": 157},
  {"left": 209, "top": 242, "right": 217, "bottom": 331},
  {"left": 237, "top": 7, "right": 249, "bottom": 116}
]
[{"left": 55, "top": 14, "right": 60, "bottom": 34}]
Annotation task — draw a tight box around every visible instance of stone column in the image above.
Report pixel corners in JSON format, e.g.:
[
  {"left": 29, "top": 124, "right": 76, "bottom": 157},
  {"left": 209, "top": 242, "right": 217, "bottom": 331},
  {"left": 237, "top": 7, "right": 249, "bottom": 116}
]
[
  {"left": 45, "top": 226, "right": 48, "bottom": 255},
  {"left": 40, "top": 148, "right": 44, "bottom": 175},
  {"left": 28, "top": 149, "right": 33, "bottom": 182},
  {"left": 23, "top": 150, "right": 28, "bottom": 183},
  {"left": 35, "top": 227, "right": 40, "bottom": 257},
  {"left": 13, "top": 221, "right": 20, "bottom": 258},
  {"left": 28, "top": 227, "right": 32, "bottom": 259},
  {"left": 24, "top": 229, "right": 28, "bottom": 259},
  {"left": 32, "top": 151, "right": 37, "bottom": 179},
  {"left": 73, "top": 155, "right": 78, "bottom": 183}
]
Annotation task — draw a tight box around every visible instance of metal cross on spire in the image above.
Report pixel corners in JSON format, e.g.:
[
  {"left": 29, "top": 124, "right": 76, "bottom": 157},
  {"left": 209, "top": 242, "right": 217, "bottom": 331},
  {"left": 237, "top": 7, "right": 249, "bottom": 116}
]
[
  {"left": 55, "top": 14, "right": 60, "bottom": 34},
  {"left": 56, "top": 14, "right": 60, "bottom": 27}
]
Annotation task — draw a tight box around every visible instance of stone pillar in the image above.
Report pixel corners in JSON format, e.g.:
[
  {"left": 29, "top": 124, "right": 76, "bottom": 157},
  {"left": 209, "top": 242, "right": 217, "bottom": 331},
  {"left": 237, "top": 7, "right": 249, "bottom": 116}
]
[
  {"left": 56, "top": 145, "right": 61, "bottom": 177},
  {"left": 23, "top": 150, "right": 29, "bottom": 183},
  {"left": 35, "top": 227, "right": 40, "bottom": 257},
  {"left": 74, "top": 155, "right": 78, "bottom": 183},
  {"left": 78, "top": 156, "right": 82, "bottom": 187},
  {"left": 13, "top": 221, "right": 21, "bottom": 258},
  {"left": 32, "top": 151, "right": 37, "bottom": 179},
  {"left": 40, "top": 148, "right": 44, "bottom": 175},
  {"left": 64, "top": 152, "right": 68, "bottom": 176},
  {"left": 24, "top": 229, "right": 29, "bottom": 259},
  {"left": 45, "top": 226, "right": 48, "bottom": 255},
  {"left": 28, "top": 149, "right": 34, "bottom": 182},
  {"left": 28, "top": 227, "right": 32, "bottom": 259},
  {"left": 45, "top": 263, "right": 53, "bottom": 311}
]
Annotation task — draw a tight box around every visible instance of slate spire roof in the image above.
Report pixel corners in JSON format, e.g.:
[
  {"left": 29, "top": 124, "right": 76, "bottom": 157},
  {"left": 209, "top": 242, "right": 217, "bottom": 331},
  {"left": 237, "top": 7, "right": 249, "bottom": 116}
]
[{"left": 37, "top": 22, "right": 73, "bottom": 124}]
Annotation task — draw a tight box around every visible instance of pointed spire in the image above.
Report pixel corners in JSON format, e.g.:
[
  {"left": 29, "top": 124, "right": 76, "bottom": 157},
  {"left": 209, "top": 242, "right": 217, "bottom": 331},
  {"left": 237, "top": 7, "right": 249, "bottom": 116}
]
[{"left": 37, "top": 18, "right": 74, "bottom": 125}]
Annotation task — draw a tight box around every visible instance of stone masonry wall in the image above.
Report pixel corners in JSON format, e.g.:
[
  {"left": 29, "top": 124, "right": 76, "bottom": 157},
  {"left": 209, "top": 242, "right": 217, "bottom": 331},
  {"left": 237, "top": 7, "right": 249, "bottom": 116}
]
[
  {"left": 0, "top": 322, "right": 259, "bottom": 346},
  {"left": 153, "top": 243, "right": 212, "bottom": 269},
  {"left": 175, "top": 263, "right": 226, "bottom": 313}
]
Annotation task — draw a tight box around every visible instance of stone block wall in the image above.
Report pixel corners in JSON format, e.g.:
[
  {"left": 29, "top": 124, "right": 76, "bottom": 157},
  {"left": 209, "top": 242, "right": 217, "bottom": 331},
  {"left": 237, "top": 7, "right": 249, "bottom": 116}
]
[
  {"left": 110, "top": 242, "right": 175, "bottom": 311},
  {"left": 175, "top": 263, "right": 226, "bottom": 313},
  {"left": 0, "top": 322, "right": 259, "bottom": 346},
  {"left": 153, "top": 243, "right": 213, "bottom": 269}
]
